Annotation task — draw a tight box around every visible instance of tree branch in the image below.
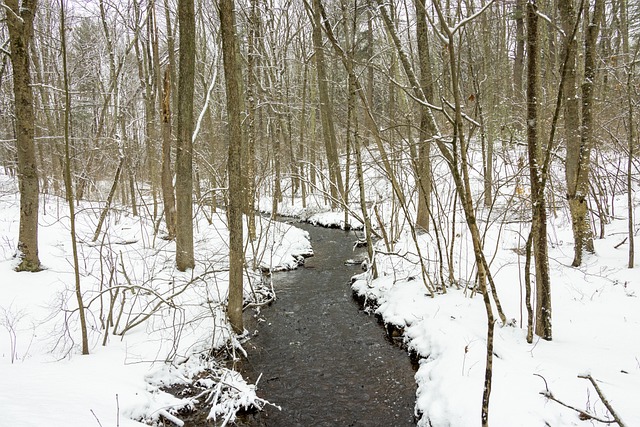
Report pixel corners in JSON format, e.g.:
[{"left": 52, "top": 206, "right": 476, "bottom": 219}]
[{"left": 579, "top": 374, "right": 627, "bottom": 427}]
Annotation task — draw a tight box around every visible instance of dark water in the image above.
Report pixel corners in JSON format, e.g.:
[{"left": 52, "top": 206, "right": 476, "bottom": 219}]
[{"left": 237, "top": 222, "right": 417, "bottom": 426}]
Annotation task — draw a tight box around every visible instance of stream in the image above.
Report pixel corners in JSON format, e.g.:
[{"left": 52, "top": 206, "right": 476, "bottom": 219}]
[{"left": 237, "top": 221, "right": 417, "bottom": 426}]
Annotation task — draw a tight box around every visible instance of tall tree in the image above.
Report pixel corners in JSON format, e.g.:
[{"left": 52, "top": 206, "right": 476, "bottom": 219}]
[
  {"left": 572, "top": 0, "right": 604, "bottom": 265},
  {"left": 245, "top": 0, "right": 259, "bottom": 241},
  {"left": 59, "top": 0, "right": 89, "bottom": 354},
  {"left": 526, "top": 0, "right": 552, "bottom": 340},
  {"left": 311, "top": 0, "right": 344, "bottom": 208},
  {"left": 5, "top": 0, "right": 41, "bottom": 272},
  {"left": 219, "top": 0, "right": 245, "bottom": 334},
  {"left": 175, "top": 0, "right": 195, "bottom": 271},
  {"left": 513, "top": 0, "right": 525, "bottom": 98},
  {"left": 151, "top": 0, "right": 177, "bottom": 240},
  {"left": 558, "top": 0, "right": 582, "bottom": 268},
  {"left": 414, "top": 0, "right": 436, "bottom": 230},
  {"left": 559, "top": 0, "right": 591, "bottom": 267}
]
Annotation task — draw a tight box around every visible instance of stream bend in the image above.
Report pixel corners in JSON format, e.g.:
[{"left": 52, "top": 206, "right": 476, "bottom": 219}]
[{"left": 239, "top": 222, "right": 417, "bottom": 426}]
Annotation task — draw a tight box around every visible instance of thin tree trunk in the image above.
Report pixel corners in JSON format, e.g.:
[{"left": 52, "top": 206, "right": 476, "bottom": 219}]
[
  {"left": 60, "top": 0, "right": 89, "bottom": 354},
  {"left": 572, "top": 0, "right": 604, "bottom": 265},
  {"left": 414, "top": 0, "right": 435, "bottom": 230},
  {"left": 299, "top": 62, "right": 309, "bottom": 209},
  {"left": 219, "top": 0, "right": 245, "bottom": 334},
  {"left": 514, "top": 0, "right": 525, "bottom": 96},
  {"left": 92, "top": 156, "right": 125, "bottom": 242},
  {"left": 151, "top": 0, "right": 176, "bottom": 239},
  {"left": 246, "top": 0, "right": 259, "bottom": 240},
  {"left": 160, "top": 67, "right": 176, "bottom": 239},
  {"left": 527, "top": 0, "right": 552, "bottom": 340},
  {"left": 311, "top": 0, "right": 344, "bottom": 208},
  {"left": 625, "top": 38, "right": 637, "bottom": 269}
]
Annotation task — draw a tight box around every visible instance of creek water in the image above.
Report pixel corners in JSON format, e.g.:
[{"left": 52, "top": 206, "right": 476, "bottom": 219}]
[{"left": 237, "top": 221, "right": 417, "bottom": 426}]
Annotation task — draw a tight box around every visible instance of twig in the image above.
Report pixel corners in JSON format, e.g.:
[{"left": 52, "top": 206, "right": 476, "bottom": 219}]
[
  {"left": 614, "top": 237, "right": 628, "bottom": 249},
  {"left": 578, "top": 374, "right": 627, "bottom": 427},
  {"left": 90, "top": 409, "right": 104, "bottom": 427}
]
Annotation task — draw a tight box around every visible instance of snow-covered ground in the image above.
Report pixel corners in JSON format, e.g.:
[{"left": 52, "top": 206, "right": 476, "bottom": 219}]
[
  {"left": 260, "top": 145, "right": 640, "bottom": 425},
  {"left": 351, "top": 193, "right": 640, "bottom": 426},
  {"left": 3, "top": 140, "right": 639, "bottom": 427},
  {"left": 0, "top": 174, "right": 311, "bottom": 426}
]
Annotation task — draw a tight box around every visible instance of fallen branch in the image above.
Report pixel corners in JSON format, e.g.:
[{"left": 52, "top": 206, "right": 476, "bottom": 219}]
[
  {"left": 534, "top": 374, "right": 618, "bottom": 424},
  {"left": 158, "top": 409, "right": 184, "bottom": 426},
  {"left": 614, "top": 237, "right": 628, "bottom": 249},
  {"left": 578, "top": 374, "right": 627, "bottom": 427}
]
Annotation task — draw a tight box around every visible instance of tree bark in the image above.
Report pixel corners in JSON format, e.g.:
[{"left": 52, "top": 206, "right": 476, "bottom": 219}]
[
  {"left": 527, "top": 0, "right": 552, "bottom": 340},
  {"left": 6, "top": 0, "right": 41, "bottom": 272},
  {"left": 514, "top": 0, "right": 525, "bottom": 98},
  {"left": 60, "top": 0, "right": 89, "bottom": 354},
  {"left": 559, "top": 0, "right": 588, "bottom": 268},
  {"left": 219, "top": 0, "right": 245, "bottom": 334},
  {"left": 151, "top": 0, "right": 177, "bottom": 240},
  {"left": 245, "top": 0, "right": 259, "bottom": 240},
  {"left": 175, "top": 0, "right": 195, "bottom": 271},
  {"left": 414, "top": 0, "right": 435, "bottom": 231},
  {"left": 572, "top": 0, "right": 604, "bottom": 265},
  {"left": 311, "top": 0, "right": 344, "bottom": 208}
]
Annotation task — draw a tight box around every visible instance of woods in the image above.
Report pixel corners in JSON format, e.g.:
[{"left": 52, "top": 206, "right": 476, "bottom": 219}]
[{"left": 1, "top": 0, "right": 639, "bottom": 425}]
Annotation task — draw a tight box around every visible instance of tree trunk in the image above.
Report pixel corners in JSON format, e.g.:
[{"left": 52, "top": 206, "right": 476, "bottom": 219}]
[
  {"left": 60, "top": 0, "right": 89, "bottom": 354},
  {"left": 311, "top": 0, "right": 344, "bottom": 208},
  {"left": 7, "top": 0, "right": 41, "bottom": 272},
  {"left": 527, "top": 0, "right": 552, "bottom": 340},
  {"left": 559, "top": 0, "right": 587, "bottom": 268},
  {"left": 513, "top": 0, "right": 524, "bottom": 94},
  {"left": 572, "top": 0, "right": 604, "bottom": 265},
  {"left": 414, "top": 0, "right": 435, "bottom": 231},
  {"left": 624, "top": 5, "right": 636, "bottom": 269},
  {"left": 219, "top": 0, "right": 245, "bottom": 335},
  {"left": 245, "top": 0, "right": 259, "bottom": 240},
  {"left": 151, "top": 0, "right": 176, "bottom": 240},
  {"left": 175, "top": 0, "right": 196, "bottom": 271},
  {"left": 160, "top": 67, "right": 177, "bottom": 239}
]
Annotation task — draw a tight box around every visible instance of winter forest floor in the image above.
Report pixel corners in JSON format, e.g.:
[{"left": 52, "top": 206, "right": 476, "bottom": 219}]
[{"left": 1, "top": 167, "right": 640, "bottom": 426}]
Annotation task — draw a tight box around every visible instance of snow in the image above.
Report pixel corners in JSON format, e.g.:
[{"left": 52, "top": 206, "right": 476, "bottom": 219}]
[
  {"left": 2, "top": 138, "right": 640, "bottom": 427},
  {"left": 257, "top": 145, "right": 640, "bottom": 425},
  {"left": 0, "top": 174, "right": 311, "bottom": 426},
  {"left": 351, "top": 190, "right": 640, "bottom": 426}
]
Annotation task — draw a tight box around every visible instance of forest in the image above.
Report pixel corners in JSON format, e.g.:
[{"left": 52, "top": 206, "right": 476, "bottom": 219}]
[{"left": 1, "top": 0, "right": 639, "bottom": 425}]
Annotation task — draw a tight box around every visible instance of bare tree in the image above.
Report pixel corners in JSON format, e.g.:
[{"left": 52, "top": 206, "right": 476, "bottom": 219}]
[
  {"left": 574, "top": 0, "right": 604, "bottom": 263},
  {"left": 4, "top": 0, "right": 41, "bottom": 272},
  {"left": 219, "top": 0, "right": 245, "bottom": 334},
  {"left": 310, "top": 0, "right": 344, "bottom": 209},
  {"left": 558, "top": 0, "right": 584, "bottom": 268},
  {"left": 151, "top": 0, "right": 177, "bottom": 240},
  {"left": 175, "top": 0, "right": 195, "bottom": 271},
  {"left": 60, "top": 0, "right": 89, "bottom": 354},
  {"left": 526, "top": 0, "right": 552, "bottom": 340},
  {"left": 414, "top": 0, "right": 435, "bottom": 230}
]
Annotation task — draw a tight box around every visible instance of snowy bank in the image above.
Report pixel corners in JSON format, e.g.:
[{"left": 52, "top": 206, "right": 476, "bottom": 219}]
[
  {"left": 0, "top": 174, "right": 312, "bottom": 426},
  {"left": 352, "top": 194, "right": 640, "bottom": 426}
]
